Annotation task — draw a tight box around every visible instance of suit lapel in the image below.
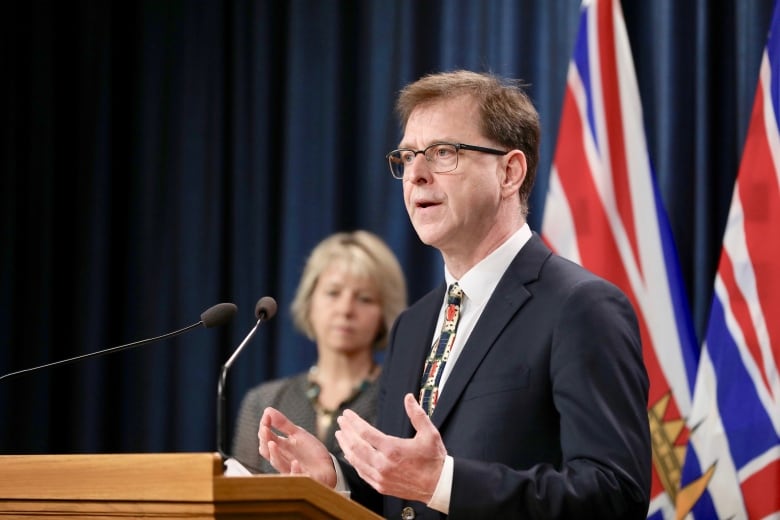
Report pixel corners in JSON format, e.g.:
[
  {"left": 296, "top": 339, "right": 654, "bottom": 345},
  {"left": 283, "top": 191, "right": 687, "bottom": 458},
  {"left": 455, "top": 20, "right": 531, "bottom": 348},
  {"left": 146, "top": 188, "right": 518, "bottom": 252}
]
[
  {"left": 429, "top": 234, "right": 552, "bottom": 429},
  {"left": 380, "top": 284, "right": 446, "bottom": 438}
]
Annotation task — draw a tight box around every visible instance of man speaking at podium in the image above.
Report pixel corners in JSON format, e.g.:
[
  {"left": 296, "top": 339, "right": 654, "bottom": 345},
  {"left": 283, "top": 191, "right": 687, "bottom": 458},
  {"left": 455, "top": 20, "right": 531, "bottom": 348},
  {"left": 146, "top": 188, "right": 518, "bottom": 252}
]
[{"left": 257, "top": 70, "right": 651, "bottom": 519}]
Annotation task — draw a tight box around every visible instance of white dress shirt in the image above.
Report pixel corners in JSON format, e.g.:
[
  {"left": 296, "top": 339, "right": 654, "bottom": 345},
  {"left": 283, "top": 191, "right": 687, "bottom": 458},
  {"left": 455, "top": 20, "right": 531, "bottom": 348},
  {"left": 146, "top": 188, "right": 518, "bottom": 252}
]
[{"left": 427, "top": 224, "right": 532, "bottom": 513}]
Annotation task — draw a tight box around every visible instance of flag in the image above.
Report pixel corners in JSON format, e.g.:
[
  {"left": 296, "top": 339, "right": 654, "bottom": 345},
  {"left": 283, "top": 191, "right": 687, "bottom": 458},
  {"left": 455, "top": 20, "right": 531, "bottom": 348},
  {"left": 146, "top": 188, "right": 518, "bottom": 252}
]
[
  {"left": 541, "top": 0, "right": 700, "bottom": 517},
  {"left": 676, "top": 2, "right": 780, "bottom": 518}
]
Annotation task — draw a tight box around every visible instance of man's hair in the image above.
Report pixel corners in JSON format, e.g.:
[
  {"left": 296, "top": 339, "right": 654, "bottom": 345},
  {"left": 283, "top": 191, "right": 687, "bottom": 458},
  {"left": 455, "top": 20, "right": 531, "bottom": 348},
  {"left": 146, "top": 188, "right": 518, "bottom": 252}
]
[
  {"left": 396, "top": 70, "right": 540, "bottom": 217},
  {"left": 290, "top": 230, "right": 408, "bottom": 350}
]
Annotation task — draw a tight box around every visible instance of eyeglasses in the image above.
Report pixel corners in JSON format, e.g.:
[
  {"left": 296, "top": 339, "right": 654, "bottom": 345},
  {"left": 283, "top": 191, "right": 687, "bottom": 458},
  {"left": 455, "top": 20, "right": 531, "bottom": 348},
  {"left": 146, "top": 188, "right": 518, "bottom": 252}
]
[{"left": 386, "top": 142, "right": 510, "bottom": 179}]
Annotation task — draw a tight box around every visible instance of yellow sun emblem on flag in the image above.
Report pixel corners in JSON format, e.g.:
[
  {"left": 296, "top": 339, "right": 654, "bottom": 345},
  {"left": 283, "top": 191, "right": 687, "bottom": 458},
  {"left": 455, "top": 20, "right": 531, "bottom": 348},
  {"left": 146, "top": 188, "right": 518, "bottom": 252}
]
[{"left": 648, "top": 392, "right": 716, "bottom": 519}]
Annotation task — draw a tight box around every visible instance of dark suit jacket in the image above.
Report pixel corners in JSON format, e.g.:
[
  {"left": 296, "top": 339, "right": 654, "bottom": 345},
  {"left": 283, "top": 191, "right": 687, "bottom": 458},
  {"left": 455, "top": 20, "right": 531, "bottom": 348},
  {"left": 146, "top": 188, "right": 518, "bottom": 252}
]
[{"left": 340, "top": 234, "right": 651, "bottom": 519}]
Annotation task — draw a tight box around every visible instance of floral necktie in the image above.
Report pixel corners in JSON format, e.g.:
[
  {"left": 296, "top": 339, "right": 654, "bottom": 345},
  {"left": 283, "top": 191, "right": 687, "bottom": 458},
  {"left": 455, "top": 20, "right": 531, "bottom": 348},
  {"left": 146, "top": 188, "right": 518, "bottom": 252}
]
[{"left": 419, "top": 283, "right": 463, "bottom": 416}]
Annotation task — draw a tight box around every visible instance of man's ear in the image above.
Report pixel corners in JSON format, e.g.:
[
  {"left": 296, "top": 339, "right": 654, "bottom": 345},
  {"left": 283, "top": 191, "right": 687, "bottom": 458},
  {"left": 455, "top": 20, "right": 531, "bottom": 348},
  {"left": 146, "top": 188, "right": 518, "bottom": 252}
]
[{"left": 501, "top": 150, "right": 527, "bottom": 199}]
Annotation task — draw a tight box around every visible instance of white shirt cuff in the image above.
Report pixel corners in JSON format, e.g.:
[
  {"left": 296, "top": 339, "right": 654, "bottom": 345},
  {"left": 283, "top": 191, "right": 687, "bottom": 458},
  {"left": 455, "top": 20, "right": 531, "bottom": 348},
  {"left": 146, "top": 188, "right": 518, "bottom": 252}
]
[
  {"left": 330, "top": 454, "right": 350, "bottom": 493},
  {"left": 427, "top": 455, "right": 453, "bottom": 514}
]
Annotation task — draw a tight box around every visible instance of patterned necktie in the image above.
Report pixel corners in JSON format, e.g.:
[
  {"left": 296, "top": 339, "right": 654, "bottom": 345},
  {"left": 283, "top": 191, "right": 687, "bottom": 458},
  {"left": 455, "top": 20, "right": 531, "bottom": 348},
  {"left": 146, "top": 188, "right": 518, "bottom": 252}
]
[{"left": 419, "top": 283, "right": 463, "bottom": 416}]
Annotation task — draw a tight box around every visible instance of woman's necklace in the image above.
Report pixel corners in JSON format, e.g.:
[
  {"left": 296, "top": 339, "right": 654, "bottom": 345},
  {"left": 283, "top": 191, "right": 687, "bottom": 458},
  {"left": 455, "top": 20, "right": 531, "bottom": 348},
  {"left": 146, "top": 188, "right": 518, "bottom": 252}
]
[{"left": 306, "top": 363, "right": 379, "bottom": 438}]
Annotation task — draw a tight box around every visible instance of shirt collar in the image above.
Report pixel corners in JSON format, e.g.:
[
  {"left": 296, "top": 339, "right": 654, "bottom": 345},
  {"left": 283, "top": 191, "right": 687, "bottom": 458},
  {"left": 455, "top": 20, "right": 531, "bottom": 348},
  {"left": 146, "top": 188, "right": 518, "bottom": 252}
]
[{"left": 444, "top": 223, "right": 532, "bottom": 306}]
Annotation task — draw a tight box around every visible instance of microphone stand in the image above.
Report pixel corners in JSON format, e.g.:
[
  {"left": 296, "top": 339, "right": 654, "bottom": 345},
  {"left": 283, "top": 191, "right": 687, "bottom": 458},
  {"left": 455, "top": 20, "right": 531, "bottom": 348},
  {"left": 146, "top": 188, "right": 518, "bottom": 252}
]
[
  {"left": 216, "top": 316, "right": 263, "bottom": 460},
  {"left": 216, "top": 296, "right": 276, "bottom": 461}
]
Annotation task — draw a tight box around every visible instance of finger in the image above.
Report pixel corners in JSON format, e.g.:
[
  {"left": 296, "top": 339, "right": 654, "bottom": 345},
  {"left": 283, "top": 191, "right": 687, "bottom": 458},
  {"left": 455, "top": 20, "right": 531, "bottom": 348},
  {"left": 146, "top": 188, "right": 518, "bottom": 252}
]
[
  {"left": 335, "top": 429, "right": 383, "bottom": 487},
  {"left": 266, "top": 439, "right": 292, "bottom": 473},
  {"left": 335, "top": 417, "right": 390, "bottom": 478},
  {"left": 270, "top": 433, "right": 298, "bottom": 462},
  {"left": 340, "top": 409, "right": 388, "bottom": 449},
  {"left": 258, "top": 424, "right": 275, "bottom": 458},
  {"left": 260, "top": 408, "right": 272, "bottom": 427},
  {"left": 404, "top": 393, "right": 434, "bottom": 435},
  {"left": 261, "top": 406, "right": 298, "bottom": 436},
  {"left": 334, "top": 428, "right": 370, "bottom": 467},
  {"left": 257, "top": 426, "right": 266, "bottom": 457}
]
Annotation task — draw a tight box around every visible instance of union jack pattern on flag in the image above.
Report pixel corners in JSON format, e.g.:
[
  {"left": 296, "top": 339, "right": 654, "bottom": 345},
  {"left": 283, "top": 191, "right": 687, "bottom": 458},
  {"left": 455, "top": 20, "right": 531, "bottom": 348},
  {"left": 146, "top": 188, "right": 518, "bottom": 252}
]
[
  {"left": 676, "top": 1, "right": 780, "bottom": 518},
  {"left": 540, "top": 0, "right": 699, "bottom": 517}
]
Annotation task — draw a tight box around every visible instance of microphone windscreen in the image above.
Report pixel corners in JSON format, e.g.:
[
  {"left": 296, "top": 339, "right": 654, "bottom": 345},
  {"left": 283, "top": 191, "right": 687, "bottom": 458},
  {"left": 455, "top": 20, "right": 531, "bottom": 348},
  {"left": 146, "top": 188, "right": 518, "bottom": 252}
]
[
  {"left": 201, "top": 303, "right": 238, "bottom": 328},
  {"left": 255, "top": 296, "right": 278, "bottom": 320}
]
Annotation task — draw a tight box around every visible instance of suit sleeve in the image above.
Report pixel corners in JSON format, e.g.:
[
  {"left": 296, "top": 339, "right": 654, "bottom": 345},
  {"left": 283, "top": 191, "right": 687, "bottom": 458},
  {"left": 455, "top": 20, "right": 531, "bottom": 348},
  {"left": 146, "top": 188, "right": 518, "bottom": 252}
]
[{"left": 450, "top": 278, "right": 651, "bottom": 519}]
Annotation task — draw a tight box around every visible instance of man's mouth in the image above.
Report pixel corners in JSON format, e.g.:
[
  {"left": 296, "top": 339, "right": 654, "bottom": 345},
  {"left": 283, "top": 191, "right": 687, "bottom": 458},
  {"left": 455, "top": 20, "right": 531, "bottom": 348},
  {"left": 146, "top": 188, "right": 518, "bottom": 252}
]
[{"left": 415, "top": 199, "right": 439, "bottom": 209}]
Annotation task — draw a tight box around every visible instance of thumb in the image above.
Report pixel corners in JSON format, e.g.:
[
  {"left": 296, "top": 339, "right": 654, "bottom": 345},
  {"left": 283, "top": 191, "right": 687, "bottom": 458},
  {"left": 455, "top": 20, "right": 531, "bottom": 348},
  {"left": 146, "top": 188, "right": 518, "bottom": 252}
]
[{"left": 404, "top": 393, "right": 434, "bottom": 434}]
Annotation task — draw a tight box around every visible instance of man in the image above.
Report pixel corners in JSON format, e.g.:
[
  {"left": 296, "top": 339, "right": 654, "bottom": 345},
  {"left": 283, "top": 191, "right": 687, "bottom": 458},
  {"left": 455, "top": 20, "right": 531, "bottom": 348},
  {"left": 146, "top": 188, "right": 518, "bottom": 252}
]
[{"left": 259, "top": 70, "right": 651, "bottom": 519}]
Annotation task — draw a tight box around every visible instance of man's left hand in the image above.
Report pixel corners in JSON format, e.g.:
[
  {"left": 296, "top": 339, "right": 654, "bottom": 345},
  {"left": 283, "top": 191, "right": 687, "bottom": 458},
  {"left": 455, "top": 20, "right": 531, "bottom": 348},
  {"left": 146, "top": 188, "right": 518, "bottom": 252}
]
[{"left": 335, "top": 393, "right": 447, "bottom": 503}]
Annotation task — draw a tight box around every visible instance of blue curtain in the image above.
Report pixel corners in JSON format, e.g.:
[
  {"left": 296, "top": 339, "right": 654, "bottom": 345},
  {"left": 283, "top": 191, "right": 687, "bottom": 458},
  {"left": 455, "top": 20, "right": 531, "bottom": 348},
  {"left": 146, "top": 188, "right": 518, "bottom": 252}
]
[{"left": 0, "top": 0, "right": 775, "bottom": 454}]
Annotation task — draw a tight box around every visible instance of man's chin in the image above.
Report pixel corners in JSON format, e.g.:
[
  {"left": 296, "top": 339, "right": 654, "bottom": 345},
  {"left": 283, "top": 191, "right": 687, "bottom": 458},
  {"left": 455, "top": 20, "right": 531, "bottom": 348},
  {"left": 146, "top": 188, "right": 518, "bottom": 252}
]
[{"left": 412, "top": 225, "right": 447, "bottom": 249}]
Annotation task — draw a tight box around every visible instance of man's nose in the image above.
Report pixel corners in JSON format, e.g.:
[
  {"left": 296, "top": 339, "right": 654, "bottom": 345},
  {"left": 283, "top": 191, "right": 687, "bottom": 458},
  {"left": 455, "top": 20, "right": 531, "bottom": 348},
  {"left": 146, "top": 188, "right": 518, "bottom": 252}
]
[{"left": 405, "top": 153, "right": 432, "bottom": 183}]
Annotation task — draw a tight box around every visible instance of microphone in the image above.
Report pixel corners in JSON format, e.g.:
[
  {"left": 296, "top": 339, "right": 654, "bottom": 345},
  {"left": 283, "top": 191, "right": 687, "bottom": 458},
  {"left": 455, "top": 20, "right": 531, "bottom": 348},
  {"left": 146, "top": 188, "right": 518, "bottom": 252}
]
[
  {"left": 217, "top": 296, "right": 277, "bottom": 459},
  {"left": 0, "top": 302, "right": 238, "bottom": 383}
]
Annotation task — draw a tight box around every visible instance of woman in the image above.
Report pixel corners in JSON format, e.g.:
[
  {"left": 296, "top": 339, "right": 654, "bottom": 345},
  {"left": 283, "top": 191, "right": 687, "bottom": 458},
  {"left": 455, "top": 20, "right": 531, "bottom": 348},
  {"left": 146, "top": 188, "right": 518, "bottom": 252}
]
[{"left": 231, "top": 230, "right": 407, "bottom": 473}]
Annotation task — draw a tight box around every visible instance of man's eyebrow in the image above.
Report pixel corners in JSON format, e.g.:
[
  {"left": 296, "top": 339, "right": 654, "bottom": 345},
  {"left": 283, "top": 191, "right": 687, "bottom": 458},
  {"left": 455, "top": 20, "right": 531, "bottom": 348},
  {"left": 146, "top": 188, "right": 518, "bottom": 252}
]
[{"left": 396, "top": 140, "right": 458, "bottom": 149}]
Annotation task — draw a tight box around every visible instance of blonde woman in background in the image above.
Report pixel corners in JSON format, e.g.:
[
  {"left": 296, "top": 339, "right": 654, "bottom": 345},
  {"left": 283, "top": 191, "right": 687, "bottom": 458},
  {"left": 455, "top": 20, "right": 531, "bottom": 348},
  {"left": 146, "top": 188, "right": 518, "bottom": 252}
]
[{"left": 231, "top": 230, "right": 407, "bottom": 473}]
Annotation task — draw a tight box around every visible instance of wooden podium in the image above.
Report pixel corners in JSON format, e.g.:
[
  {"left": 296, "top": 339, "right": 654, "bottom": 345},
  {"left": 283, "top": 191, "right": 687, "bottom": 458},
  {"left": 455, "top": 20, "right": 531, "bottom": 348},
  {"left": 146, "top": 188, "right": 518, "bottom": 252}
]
[{"left": 0, "top": 452, "right": 383, "bottom": 519}]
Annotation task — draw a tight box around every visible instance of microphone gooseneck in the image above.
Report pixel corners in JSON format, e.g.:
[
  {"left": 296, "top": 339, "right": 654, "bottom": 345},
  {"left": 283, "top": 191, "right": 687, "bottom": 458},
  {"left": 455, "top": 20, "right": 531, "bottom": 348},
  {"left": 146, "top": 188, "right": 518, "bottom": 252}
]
[
  {"left": 0, "top": 302, "right": 238, "bottom": 383},
  {"left": 217, "top": 296, "right": 277, "bottom": 460}
]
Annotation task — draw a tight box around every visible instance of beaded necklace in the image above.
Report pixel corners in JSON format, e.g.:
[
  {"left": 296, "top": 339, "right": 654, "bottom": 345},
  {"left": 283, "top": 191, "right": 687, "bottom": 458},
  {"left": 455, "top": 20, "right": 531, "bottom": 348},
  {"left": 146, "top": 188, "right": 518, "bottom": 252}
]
[{"left": 305, "top": 363, "right": 379, "bottom": 438}]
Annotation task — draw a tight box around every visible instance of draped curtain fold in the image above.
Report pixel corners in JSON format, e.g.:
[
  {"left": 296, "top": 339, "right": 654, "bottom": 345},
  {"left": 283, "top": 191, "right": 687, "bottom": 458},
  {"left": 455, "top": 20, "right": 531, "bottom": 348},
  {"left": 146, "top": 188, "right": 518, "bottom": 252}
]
[{"left": 0, "top": 0, "right": 774, "bottom": 454}]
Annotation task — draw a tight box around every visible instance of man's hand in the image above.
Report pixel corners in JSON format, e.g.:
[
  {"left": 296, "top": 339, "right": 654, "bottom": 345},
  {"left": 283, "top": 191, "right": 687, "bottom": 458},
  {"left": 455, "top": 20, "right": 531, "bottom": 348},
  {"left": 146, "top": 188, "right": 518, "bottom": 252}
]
[
  {"left": 335, "top": 393, "right": 447, "bottom": 503},
  {"left": 258, "top": 406, "right": 337, "bottom": 488}
]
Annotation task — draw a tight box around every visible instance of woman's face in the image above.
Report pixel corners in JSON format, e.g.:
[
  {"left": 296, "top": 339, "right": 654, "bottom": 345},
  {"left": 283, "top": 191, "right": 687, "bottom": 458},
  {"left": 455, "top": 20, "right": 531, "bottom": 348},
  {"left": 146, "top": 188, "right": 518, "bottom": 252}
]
[{"left": 309, "top": 263, "right": 384, "bottom": 355}]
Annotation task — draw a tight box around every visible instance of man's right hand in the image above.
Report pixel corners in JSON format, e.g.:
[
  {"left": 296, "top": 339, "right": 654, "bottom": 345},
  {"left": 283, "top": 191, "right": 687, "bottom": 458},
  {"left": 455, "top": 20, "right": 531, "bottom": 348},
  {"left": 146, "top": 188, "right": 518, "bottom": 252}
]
[{"left": 258, "top": 406, "right": 337, "bottom": 488}]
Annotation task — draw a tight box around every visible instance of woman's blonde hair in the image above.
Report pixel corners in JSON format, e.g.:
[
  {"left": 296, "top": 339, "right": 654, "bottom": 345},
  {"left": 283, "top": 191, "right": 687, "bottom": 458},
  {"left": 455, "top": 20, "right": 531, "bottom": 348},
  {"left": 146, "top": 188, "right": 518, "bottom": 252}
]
[{"left": 290, "top": 231, "right": 407, "bottom": 350}]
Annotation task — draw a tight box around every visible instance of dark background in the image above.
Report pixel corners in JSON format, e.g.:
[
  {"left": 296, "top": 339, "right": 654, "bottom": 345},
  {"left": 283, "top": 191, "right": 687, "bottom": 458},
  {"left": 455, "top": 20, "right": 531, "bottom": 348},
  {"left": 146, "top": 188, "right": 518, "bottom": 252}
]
[{"left": 1, "top": 0, "right": 775, "bottom": 454}]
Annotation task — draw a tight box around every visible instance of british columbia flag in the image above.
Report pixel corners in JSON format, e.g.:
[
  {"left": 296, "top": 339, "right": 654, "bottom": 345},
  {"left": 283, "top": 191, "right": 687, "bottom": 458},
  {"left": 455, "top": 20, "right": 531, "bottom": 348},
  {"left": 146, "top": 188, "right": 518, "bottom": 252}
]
[
  {"left": 676, "top": 1, "right": 780, "bottom": 518},
  {"left": 540, "top": 0, "right": 700, "bottom": 517}
]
